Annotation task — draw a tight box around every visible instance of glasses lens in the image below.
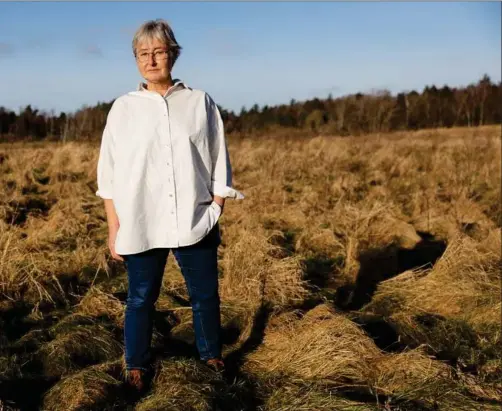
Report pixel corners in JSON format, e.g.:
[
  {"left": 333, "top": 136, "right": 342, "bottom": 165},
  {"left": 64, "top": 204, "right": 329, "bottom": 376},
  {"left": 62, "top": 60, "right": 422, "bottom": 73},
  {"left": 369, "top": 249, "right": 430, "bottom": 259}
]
[
  {"left": 155, "top": 51, "right": 167, "bottom": 60},
  {"left": 137, "top": 51, "right": 167, "bottom": 62}
]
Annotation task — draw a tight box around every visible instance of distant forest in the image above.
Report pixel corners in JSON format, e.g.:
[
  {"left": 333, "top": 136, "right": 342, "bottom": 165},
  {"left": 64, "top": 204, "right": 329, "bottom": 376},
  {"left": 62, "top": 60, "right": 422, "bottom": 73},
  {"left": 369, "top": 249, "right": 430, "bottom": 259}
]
[{"left": 0, "top": 75, "right": 499, "bottom": 142}]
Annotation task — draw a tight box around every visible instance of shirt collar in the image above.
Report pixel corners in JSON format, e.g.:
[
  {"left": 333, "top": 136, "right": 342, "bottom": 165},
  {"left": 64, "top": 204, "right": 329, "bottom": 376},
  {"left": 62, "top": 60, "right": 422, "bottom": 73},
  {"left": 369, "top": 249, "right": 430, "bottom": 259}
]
[{"left": 137, "top": 78, "right": 187, "bottom": 94}]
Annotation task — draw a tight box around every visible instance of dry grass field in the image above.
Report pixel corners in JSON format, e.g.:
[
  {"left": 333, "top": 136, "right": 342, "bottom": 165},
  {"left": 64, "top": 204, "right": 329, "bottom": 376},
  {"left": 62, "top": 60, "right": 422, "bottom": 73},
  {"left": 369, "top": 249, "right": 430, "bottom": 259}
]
[{"left": 0, "top": 125, "right": 500, "bottom": 410}]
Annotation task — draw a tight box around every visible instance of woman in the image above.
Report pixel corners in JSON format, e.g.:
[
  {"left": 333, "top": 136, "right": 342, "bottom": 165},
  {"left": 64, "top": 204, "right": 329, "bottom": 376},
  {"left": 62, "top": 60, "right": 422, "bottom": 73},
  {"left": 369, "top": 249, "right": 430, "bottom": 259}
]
[{"left": 95, "top": 18, "right": 244, "bottom": 390}]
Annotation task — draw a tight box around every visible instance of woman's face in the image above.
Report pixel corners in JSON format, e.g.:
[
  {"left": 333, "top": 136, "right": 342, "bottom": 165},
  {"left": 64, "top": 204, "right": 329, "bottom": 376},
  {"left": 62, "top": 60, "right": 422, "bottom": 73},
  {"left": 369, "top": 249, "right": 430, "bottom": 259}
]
[{"left": 135, "top": 37, "right": 171, "bottom": 83}]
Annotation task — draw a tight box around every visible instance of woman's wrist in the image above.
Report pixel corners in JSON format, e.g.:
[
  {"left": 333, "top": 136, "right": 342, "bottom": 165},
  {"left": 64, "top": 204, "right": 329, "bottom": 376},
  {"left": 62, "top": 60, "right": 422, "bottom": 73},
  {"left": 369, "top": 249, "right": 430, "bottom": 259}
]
[{"left": 213, "top": 195, "right": 225, "bottom": 208}]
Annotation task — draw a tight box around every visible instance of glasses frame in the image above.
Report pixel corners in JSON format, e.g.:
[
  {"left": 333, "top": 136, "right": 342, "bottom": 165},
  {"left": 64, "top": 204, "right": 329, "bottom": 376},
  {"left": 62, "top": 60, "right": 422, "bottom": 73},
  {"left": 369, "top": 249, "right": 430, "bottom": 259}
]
[{"left": 135, "top": 49, "right": 169, "bottom": 63}]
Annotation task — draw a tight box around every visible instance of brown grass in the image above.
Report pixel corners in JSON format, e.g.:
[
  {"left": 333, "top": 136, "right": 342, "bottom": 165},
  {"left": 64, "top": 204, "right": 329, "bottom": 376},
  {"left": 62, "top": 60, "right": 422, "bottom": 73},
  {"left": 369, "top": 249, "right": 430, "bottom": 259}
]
[
  {"left": 368, "top": 238, "right": 499, "bottom": 319},
  {"left": 135, "top": 359, "right": 217, "bottom": 411},
  {"left": 245, "top": 304, "right": 382, "bottom": 386},
  {"left": 36, "top": 320, "right": 123, "bottom": 377},
  {"left": 42, "top": 361, "right": 123, "bottom": 411},
  {"left": 263, "top": 381, "right": 377, "bottom": 410},
  {"left": 219, "top": 223, "right": 309, "bottom": 309},
  {"left": 0, "top": 125, "right": 500, "bottom": 410},
  {"left": 75, "top": 287, "right": 125, "bottom": 327}
]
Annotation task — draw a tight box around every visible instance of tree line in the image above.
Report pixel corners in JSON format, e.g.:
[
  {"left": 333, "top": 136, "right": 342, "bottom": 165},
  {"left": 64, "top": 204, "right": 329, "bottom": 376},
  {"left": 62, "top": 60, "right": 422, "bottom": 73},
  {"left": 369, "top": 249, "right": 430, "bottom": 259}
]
[{"left": 0, "top": 75, "right": 499, "bottom": 142}]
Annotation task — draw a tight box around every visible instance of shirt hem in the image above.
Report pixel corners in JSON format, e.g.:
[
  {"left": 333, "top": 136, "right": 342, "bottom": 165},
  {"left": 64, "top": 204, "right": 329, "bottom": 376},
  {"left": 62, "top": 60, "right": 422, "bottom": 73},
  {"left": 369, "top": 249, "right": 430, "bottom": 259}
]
[{"left": 116, "top": 225, "right": 220, "bottom": 255}]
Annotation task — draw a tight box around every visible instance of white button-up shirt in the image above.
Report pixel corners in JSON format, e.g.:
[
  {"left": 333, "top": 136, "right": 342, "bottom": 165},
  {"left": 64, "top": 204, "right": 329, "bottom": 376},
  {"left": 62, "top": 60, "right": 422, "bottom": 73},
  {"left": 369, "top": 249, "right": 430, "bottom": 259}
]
[{"left": 95, "top": 79, "right": 244, "bottom": 255}]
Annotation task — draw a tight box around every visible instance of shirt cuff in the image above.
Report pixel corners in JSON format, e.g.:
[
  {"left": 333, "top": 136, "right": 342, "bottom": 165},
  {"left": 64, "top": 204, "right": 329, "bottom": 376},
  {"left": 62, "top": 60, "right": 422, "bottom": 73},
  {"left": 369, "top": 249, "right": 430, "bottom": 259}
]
[
  {"left": 211, "top": 180, "right": 245, "bottom": 199},
  {"left": 95, "top": 189, "right": 113, "bottom": 199}
]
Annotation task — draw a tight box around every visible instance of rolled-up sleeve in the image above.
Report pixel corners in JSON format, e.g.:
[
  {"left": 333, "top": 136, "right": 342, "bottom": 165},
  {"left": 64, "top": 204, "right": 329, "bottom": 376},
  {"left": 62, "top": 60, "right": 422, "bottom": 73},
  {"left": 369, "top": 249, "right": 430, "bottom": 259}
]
[
  {"left": 95, "top": 102, "right": 118, "bottom": 199},
  {"left": 206, "top": 94, "right": 245, "bottom": 200}
]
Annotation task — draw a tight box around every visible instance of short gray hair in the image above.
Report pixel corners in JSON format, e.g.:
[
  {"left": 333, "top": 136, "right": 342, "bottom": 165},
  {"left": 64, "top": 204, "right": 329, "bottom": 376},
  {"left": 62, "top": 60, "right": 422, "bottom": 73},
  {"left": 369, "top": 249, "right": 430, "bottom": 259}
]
[{"left": 132, "top": 19, "right": 182, "bottom": 67}]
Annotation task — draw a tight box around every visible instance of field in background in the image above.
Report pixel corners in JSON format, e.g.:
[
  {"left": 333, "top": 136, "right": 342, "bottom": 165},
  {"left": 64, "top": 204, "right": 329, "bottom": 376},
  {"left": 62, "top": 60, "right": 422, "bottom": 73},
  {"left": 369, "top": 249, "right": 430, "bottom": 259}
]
[{"left": 0, "top": 125, "right": 500, "bottom": 410}]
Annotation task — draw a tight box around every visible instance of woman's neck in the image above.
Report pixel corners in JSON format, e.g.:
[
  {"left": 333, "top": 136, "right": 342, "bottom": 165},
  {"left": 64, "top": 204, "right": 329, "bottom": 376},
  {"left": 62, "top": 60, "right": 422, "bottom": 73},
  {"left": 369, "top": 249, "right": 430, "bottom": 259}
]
[{"left": 146, "top": 76, "right": 174, "bottom": 95}]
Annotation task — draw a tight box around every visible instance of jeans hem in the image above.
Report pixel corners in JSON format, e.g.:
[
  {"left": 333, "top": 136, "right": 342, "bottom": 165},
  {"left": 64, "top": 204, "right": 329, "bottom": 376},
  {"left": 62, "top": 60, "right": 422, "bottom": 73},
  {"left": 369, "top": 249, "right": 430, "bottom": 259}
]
[
  {"left": 199, "top": 354, "right": 222, "bottom": 362},
  {"left": 125, "top": 366, "right": 150, "bottom": 372}
]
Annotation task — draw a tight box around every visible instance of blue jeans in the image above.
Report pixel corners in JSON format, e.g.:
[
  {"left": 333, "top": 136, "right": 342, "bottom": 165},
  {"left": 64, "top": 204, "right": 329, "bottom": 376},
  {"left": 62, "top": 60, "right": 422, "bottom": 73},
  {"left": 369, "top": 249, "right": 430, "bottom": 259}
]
[{"left": 122, "top": 224, "right": 222, "bottom": 371}]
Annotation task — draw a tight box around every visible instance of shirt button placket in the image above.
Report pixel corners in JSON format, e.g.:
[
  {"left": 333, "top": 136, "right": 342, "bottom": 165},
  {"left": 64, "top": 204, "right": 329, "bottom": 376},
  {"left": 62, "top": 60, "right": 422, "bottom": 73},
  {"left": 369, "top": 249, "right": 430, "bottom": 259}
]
[{"left": 164, "top": 98, "right": 178, "bottom": 241}]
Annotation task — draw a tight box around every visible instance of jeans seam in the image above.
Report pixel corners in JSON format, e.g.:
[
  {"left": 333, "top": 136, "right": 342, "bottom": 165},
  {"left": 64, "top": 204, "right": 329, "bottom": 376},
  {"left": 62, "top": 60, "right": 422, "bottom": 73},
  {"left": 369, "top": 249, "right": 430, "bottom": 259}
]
[
  {"left": 124, "top": 304, "right": 129, "bottom": 368},
  {"left": 197, "top": 311, "right": 211, "bottom": 358},
  {"left": 184, "top": 274, "right": 211, "bottom": 356}
]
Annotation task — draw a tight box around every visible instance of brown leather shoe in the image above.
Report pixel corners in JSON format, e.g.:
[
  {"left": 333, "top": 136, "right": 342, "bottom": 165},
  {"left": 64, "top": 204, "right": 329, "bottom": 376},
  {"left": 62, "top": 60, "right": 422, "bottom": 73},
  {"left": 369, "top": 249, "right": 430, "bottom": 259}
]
[
  {"left": 126, "top": 369, "right": 144, "bottom": 391},
  {"left": 205, "top": 358, "right": 225, "bottom": 372}
]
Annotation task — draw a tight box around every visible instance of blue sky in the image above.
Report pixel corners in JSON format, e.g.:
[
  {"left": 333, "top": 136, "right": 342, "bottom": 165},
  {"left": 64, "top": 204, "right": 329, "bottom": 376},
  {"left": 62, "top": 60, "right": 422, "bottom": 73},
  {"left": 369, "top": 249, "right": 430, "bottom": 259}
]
[{"left": 0, "top": 1, "right": 500, "bottom": 115}]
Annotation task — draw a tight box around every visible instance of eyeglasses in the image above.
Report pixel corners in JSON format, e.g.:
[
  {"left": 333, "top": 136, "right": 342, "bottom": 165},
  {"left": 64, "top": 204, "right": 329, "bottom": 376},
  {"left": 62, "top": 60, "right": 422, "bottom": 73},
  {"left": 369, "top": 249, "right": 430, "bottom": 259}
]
[{"left": 135, "top": 50, "right": 169, "bottom": 63}]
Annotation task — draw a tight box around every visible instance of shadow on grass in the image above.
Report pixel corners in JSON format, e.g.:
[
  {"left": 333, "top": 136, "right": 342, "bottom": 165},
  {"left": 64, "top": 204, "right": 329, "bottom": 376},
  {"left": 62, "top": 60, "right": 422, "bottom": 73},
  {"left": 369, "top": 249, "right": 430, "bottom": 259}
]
[
  {"left": 145, "top": 302, "right": 270, "bottom": 410},
  {"left": 350, "top": 312, "right": 406, "bottom": 353},
  {"left": 217, "top": 303, "right": 271, "bottom": 410},
  {"left": 301, "top": 255, "right": 344, "bottom": 290},
  {"left": 5, "top": 197, "right": 55, "bottom": 226},
  {"left": 0, "top": 376, "right": 59, "bottom": 411},
  {"left": 336, "top": 235, "right": 447, "bottom": 311},
  {"left": 223, "top": 303, "right": 271, "bottom": 381}
]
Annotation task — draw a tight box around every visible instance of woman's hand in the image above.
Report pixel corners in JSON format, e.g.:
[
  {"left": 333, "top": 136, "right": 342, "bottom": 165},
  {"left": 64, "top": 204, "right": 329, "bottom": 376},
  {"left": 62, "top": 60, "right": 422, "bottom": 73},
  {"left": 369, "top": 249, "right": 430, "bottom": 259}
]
[
  {"left": 213, "top": 195, "right": 225, "bottom": 211},
  {"left": 103, "top": 199, "right": 123, "bottom": 261},
  {"left": 108, "top": 223, "right": 124, "bottom": 261}
]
